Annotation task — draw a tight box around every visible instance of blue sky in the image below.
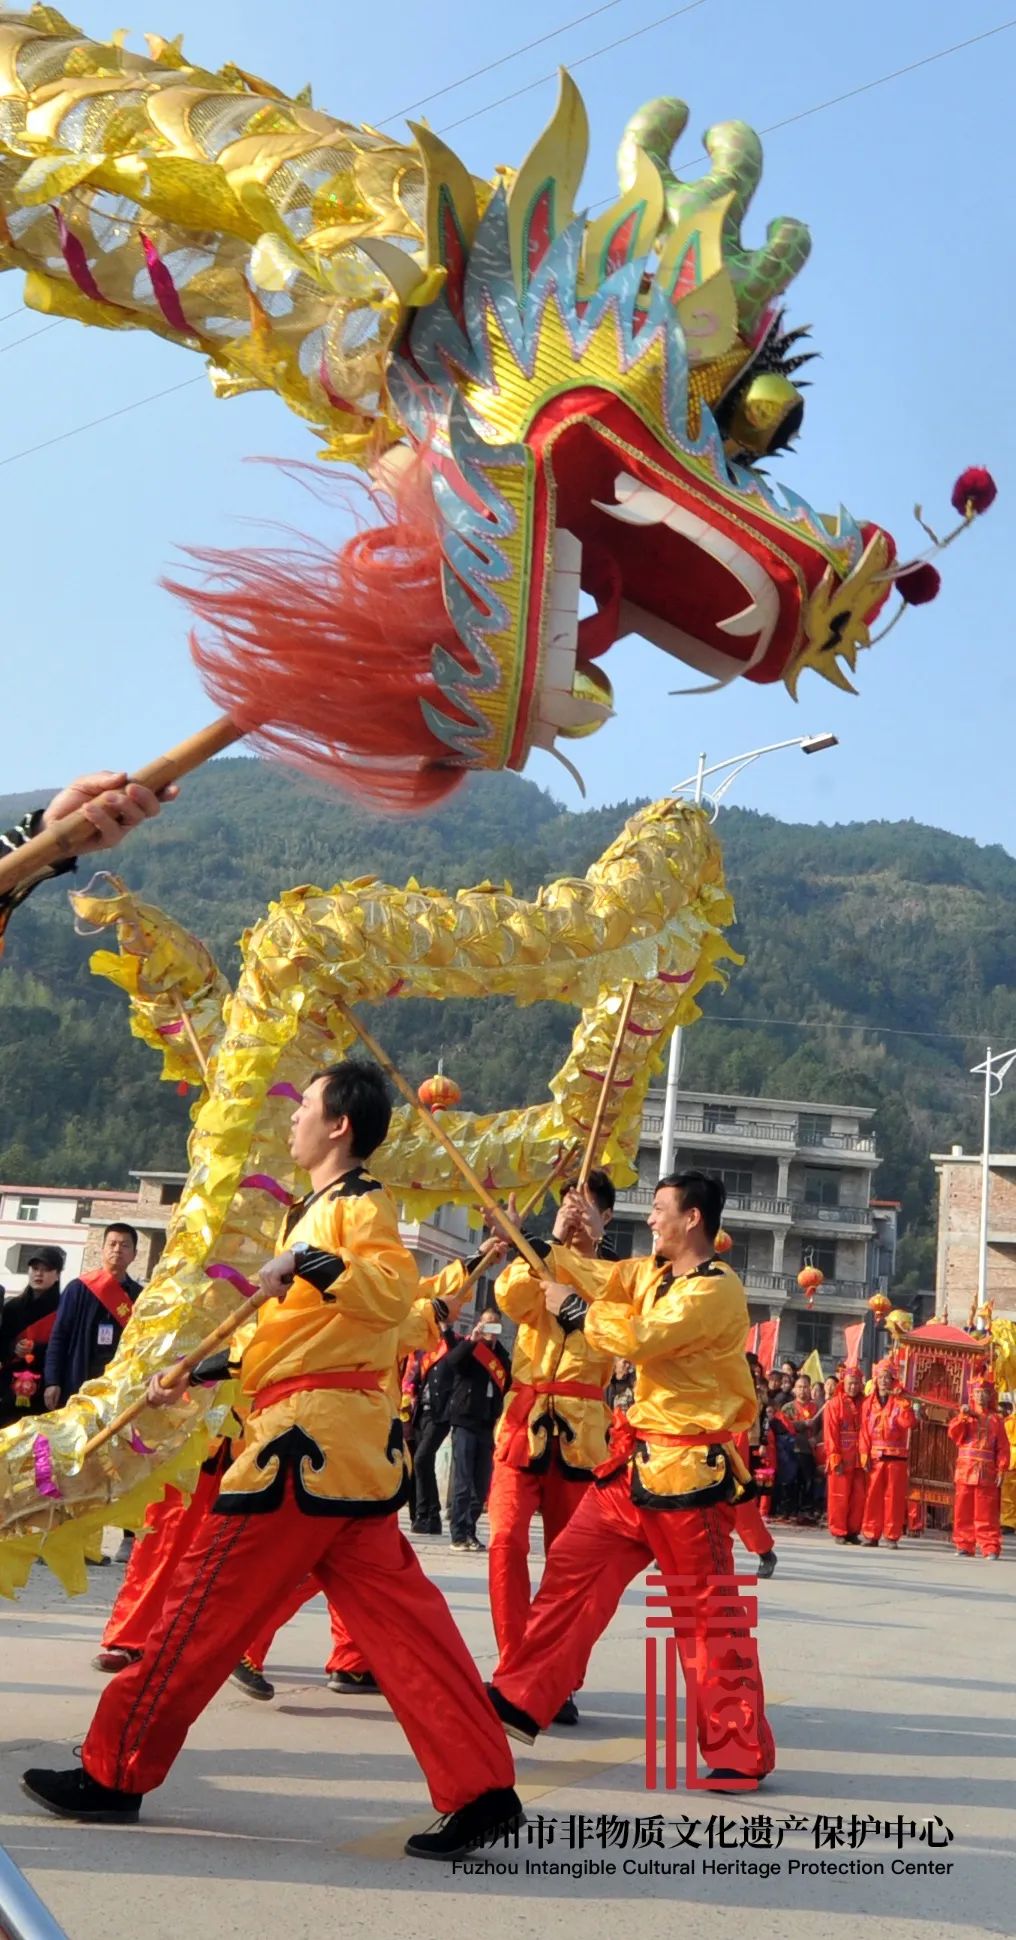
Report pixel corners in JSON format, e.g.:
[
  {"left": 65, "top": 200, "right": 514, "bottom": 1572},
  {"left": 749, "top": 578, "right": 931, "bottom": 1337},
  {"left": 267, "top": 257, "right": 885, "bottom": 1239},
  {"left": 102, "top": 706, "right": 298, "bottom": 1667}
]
[{"left": 2, "top": 0, "right": 1011, "bottom": 846}]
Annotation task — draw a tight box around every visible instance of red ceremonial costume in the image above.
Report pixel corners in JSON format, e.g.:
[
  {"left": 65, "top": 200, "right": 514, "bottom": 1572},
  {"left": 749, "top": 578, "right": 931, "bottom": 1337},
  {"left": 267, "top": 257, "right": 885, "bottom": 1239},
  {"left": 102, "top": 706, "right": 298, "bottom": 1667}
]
[
  {"left": 947, "top": 1385, "right": 1009, "bottom": 1558},
  {"left": 493, "top": 1254, "right": 775, "bottom": 1783},
  {"left": 860, "top": 1370, "right": 916, "bottom": 1545},
  {"left": 487, "top": 1244, "right": 613, "bottom": 1658},
  {"left": 81, "top": 1170, "right": 513, "bottom": 1810},
  {"left": 824, "top": 1382, "right": 866, "bottom": 1541}
]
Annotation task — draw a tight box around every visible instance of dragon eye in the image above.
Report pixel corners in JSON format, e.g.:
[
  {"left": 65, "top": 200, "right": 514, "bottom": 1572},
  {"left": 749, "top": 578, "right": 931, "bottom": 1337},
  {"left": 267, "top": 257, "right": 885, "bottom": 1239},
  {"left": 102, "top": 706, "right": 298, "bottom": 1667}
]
[{"left": 723, "top": 373, "right": 805, "bottom": 460}]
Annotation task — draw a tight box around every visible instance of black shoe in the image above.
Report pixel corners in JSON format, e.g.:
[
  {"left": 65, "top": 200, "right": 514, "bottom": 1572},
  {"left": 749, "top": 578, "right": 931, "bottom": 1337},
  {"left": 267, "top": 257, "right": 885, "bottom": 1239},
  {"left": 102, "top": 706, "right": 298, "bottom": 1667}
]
[
  {"left": 230, "top": 1657, "right": 274, "bottom": 1701},
  {"left": 327, "top": 1670, "right": 379, "bottom": 1693},
  {"left": 21, "top": 1767, "right": 141, "bottom": 1823},
  {"left": 704, "top": 1769, "right": 765, "bottom": 1792},
  {"left": 113, "top": 1534, "right": 135, "bottom": 1564},
  {"left": 844, "top": 1534, "right": 862, "bottom": 1546},
  {"left": 486, "top": 1684, "right": 539, "bottom": 1746},
  {"left": 834, "top": 1536, "right": 848, "bottom": 1545},
  {"left": 466, "top": 1536, "right": 486, "bottom": 1552},
  {"left": 885, "top": 1539, "right": 900, "bottom": 1549},
  {"left": 862, "top": 1539, "right": 879, "bottom": 1547},
  {"left": 553, "top": 1696, "right": 579, "bottom": 1727},
  {"left": 88, "top": 1554, "right": 112, "bottom": 1568},
  {"left": 404, "top": 1786, "right": 525, "bottom": 1861},
  {"left": 756, "top": 1550, "right": 777, "bottom": 1579},
  {"left": 411, "top": 1518, "right": 442, "bottom": 1536},
  {"left": 449, "top": 1538, "right": 469, "bottom": 1552}
]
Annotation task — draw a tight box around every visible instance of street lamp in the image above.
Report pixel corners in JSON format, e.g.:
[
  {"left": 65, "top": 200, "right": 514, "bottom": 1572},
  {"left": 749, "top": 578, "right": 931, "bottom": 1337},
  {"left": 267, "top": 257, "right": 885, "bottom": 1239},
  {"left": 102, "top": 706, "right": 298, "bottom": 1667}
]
[
  {"left": 969, "top": 1045, "right": 1016, "bottom": 1311},
  {"left": 657, "top": 733, "right": 839, "bottom": 1179}
]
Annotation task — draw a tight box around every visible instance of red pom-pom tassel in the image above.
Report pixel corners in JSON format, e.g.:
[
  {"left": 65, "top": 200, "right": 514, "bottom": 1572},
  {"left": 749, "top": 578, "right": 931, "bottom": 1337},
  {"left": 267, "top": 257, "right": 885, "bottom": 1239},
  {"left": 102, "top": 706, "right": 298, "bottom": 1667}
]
[
  {"left": 176, "top": 1080, "right": 191, "bottom": 1096},
  {"left": 951, "top": 467, "right": 997, "bottom": 517},
  {"left": 896, "top": 563, "right": 941, "bottom": 606}
]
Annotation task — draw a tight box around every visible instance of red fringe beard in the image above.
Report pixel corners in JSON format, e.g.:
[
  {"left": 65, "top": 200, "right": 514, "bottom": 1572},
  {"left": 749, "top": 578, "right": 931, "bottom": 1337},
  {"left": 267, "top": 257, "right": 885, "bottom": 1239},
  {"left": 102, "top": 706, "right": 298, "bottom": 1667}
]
[{"left": 165, "top": 457, "right": 476, "bottom": 812}]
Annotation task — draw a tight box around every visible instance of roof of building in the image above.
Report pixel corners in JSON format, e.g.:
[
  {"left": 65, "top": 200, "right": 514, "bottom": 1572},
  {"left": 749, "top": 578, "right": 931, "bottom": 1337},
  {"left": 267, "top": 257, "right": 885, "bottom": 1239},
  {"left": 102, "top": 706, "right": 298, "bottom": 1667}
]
[
  {"left": 648, "top": 1087, "right": 876, "bottom": 1119},
  {"left": 931, "top": 1153, "right": 1016, "bottom": 1166}
]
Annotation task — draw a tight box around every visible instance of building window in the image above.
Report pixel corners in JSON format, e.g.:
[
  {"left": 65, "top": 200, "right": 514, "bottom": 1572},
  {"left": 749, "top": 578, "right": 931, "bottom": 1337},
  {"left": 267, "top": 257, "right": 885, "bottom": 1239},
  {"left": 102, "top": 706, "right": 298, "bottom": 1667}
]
[
  {"left": 704, "top": 1104, "right": 736, "bottom": 1133},
  {"left": 721, "top": 1169, "right": 753, "bottom": 1200},
  {"left": 803, "top": 1171, "right": 840, "bottom": 1209},
  {"left": 799, "top": 1241, "right": 837, "bottom": 1278},
  {"left": 159, "top": 1181, "right": 183, "bottom": 1205},
  {"left": 75, "top": 1198, "right": 93, "bottom": 1224},
  {"left": 609, "top": 1222, "right": 638, "bottom": 1260},
  {"left": 794, "top": 1315, "right": 832, "bottom": 1357},
  {"left": 17, "top": 1197, "right": 39, "bottom": 1223},
  {"left": 798, "top": 1113, "right": 833, "bottom": 1144},
  {"left": 724, "top": 1237, "right": 749, "bottom": 1276}
]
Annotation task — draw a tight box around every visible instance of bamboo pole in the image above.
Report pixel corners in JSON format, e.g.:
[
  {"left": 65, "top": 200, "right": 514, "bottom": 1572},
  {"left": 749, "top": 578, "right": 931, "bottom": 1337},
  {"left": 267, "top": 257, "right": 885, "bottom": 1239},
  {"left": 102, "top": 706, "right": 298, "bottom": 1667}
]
[
  {"left": 0, "top": 718, "right": 240, "bottom": 894},
  {"left": 176, "top": 1005, "right": 210, "bottom": 1085},
  {"left": 576, "top": 984, "right": 636, "bottom": 1190},
  {"left": 79, "top": 1279, "right": 274, "bottom": 1460}
]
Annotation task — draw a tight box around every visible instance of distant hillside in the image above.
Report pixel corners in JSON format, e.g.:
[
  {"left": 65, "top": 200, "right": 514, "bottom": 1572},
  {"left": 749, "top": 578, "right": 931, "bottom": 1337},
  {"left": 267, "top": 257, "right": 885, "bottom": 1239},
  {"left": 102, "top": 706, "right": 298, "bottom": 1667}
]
[{"left": 2, "top": 760, "right": 1014, "bottom": 1290}]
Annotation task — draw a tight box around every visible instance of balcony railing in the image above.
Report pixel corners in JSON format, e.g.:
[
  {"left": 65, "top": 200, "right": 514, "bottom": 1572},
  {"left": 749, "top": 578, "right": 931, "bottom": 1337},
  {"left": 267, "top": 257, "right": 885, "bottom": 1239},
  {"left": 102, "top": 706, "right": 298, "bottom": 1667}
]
[
  {"left": 726, "top": 1193, "right": 792, "bottom": 1219},
  {"left": 744, "top": 1269, "right": 869, "bottom": 1301},
  {"left": 792, "top": 1201, "right": 874, "bottom": 1230},
  {"left": 615, "top": 1188, "right": 794, "bottom": 1219},
  {"left": 644, "top": 1112, "right": 877, "bottom": 1155}
]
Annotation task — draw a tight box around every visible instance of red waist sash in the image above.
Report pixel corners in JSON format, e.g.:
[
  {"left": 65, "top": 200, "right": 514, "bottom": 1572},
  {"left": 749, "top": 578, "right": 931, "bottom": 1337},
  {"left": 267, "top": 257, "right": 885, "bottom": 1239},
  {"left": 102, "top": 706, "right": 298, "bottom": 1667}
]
[
  {"left": 501, "top": 1378, "right": 606, "bottom": 1469},
  {"left": 250, "top": 1369, "right": 386, "bottom": 1415},
  {"left": 596, "top": 1420, "right": 734, "bottom": 1479}
]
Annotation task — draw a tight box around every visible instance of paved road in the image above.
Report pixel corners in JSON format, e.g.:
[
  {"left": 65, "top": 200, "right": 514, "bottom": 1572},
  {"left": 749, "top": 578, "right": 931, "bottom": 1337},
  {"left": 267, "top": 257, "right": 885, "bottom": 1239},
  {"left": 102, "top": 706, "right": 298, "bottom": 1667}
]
[{"left": 1, "top": 1521, "right": 1013, "bottom": 1939}]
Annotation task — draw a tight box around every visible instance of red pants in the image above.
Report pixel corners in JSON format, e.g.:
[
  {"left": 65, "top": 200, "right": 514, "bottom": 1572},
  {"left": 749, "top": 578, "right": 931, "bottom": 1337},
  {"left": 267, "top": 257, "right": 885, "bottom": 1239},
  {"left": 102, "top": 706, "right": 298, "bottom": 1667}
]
[
  {"left": 827, "top": 1468, "right": 866, "bottom": 1540},
  {"left": 487, "top": 1458, "right": 589, "bottom": 1658},
  {"left": 102, "top": 1467, "right": 221, "bottom": 1651},
  {"left": 246, "top": 1578, "right": 367, "bottom": 1675},
  {"left": 495, "top": 1473, "right": 774, "bottom": 1781},
  {"left": 861, "top": 1459, "right": 908, "bottom": 1543},
  {"left": 953, "top": 1482, "right": 1002, "bottom": 1557},
  {"left": 84, "top": 1483, "right": 514, "bottom": 1812},
  {"left": 732, "top": 1497, "right": 773, "bottom": 1559}
]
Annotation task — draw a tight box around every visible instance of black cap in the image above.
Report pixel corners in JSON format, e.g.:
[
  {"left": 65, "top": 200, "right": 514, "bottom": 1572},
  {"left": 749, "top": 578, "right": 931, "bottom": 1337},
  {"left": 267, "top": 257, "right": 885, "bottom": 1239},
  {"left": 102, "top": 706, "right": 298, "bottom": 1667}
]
[{"left": 27, "top": 1246, "right": 65, "bottom": 1272}]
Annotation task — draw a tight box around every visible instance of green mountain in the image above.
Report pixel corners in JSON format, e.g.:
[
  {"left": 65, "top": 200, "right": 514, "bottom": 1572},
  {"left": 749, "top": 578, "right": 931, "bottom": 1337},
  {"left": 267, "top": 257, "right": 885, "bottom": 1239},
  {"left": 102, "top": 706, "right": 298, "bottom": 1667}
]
[{"left": 2, "top": 760, "right": 1014, "bottom": 1291}]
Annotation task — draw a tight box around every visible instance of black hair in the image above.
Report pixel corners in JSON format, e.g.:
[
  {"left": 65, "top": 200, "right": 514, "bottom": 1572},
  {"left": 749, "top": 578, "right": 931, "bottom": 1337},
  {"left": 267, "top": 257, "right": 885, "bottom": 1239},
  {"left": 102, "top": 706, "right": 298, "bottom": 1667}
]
[
  {"left": 104, "top": 1222, "right": 138, "bottom": 1249},
  {"left": 312, "top": 1060, "right": 392, "bottom": 1160},
  {"left": 655, "top": 1169, "right": 725, "bottom": 1242},
  {"left": 585, "top": 1169, "right": 615, "bottom": 1216}
]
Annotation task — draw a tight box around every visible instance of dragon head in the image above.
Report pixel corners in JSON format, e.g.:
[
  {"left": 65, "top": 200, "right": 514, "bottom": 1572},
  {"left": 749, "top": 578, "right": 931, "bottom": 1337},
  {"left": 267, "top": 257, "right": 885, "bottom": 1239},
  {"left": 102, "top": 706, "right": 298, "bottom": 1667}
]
[{"left": 375, "top": 79, "right": 896, "bottom": 774}]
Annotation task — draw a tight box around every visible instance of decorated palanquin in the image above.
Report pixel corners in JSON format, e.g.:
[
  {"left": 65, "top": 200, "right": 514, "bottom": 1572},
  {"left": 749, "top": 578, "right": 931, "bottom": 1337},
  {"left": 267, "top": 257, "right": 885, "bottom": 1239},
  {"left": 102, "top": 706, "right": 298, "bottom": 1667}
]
[
  {"left": 0, "top": 8, "right": 907, "bottom": 809},
  {"left": 900, "top": 1323, "right": 994, "bottom": 1532}
]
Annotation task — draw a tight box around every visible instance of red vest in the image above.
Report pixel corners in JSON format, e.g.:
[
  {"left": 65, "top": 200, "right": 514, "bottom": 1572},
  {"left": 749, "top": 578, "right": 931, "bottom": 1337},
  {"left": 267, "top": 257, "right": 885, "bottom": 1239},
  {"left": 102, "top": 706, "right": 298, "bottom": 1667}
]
[
  {"left": 825, "top": 1391, "right": 863, "bottom": 1470},
  {"left": 862, "top": 1391, "right": 915, "bottom": 1461},
  {"left": 948, "top": 1410, "right": 1010, "bottom": 1486}
]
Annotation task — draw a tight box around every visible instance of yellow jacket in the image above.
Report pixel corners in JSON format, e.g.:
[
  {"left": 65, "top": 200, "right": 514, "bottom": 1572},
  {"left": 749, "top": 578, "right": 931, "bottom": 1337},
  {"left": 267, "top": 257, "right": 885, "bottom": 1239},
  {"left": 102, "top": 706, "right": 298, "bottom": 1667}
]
[
  {"left": 585, "top": 1254, "right": 755, "bottom": 1506},
  {"left": 219, "top": 1167, "right": 420, "bottom": 1515},
  {"left": 493, "top": 1245, "right": 614, "bottom": 1475}
]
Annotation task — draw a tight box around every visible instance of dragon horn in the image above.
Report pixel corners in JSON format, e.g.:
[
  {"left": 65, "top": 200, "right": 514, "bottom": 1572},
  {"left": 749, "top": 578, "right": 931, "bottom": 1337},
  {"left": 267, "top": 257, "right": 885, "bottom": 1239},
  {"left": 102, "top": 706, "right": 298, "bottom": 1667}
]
[{"left": 620, "top": 103, "right": 811, "bottom": 340}]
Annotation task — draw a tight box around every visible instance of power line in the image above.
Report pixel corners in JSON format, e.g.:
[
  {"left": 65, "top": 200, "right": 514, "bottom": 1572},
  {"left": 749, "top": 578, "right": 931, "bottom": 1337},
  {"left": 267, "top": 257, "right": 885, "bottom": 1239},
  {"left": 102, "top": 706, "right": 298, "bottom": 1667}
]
[
  {"left": 0, "top": 319, "right": 64, "bottom": 353},
  {"left": 376, "top": 0, "right": 627, "bottom": 123},
  {"left": 752, "top": 18, "right": 1016, "bottom": 140},
  {"left": 696, "top": 1014, "right": 995, "bottom": 1046},
  {"left": 441, "top": 0, "right": 708, "bottom": 131},
  {"left": 0, "top": 374, "right": 205, "bottom": 470}
]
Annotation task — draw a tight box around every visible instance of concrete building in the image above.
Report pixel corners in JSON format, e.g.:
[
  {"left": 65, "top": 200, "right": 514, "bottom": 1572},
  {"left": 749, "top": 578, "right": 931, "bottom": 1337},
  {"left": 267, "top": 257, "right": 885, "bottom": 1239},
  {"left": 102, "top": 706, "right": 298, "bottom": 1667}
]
[
  {"left": 932, "top": 1144, "right": 1016, "bottom": 1323},
  {"left": 612, "top": 1086, "right": 892, "bottom": 1363}
]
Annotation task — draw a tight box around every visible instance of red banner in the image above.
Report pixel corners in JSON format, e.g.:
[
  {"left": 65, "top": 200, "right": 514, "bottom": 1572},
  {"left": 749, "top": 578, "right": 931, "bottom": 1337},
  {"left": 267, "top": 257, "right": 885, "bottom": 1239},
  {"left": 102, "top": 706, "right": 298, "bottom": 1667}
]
[
  {"left": 842, "top": 1321, "right": 864, "bottom": 1369},
  {"left": 745, "top": 1318, "right": 780, "bottom": 1373}
]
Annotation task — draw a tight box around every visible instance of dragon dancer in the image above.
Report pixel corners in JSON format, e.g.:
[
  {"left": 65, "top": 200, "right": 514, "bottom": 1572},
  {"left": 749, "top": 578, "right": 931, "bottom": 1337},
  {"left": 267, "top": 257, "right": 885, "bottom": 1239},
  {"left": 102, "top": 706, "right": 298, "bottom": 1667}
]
[
  {"left": 22, "top": 1062, "right": 521, "bottom": 1860},
  {"left": 488, "top": 1170, "right": 775, "bottom": 1789}
]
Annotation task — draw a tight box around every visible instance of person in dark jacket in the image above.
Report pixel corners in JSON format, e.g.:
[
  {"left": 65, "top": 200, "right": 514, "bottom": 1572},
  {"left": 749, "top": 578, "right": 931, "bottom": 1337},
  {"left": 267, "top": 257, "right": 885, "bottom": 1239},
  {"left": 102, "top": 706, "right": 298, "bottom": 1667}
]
[
  {"left": 0, "top": 1245, "right": 65, "bottom": 1426},
  {"left": 446, "top": 1310, "right": 512, "bottom": 1552},
  {"left": 44, "top": 1223, "right": 141, "bottom": 1408},
  {"left": 409, "top": 1327, "right": 460, "bottom": 1535}
]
